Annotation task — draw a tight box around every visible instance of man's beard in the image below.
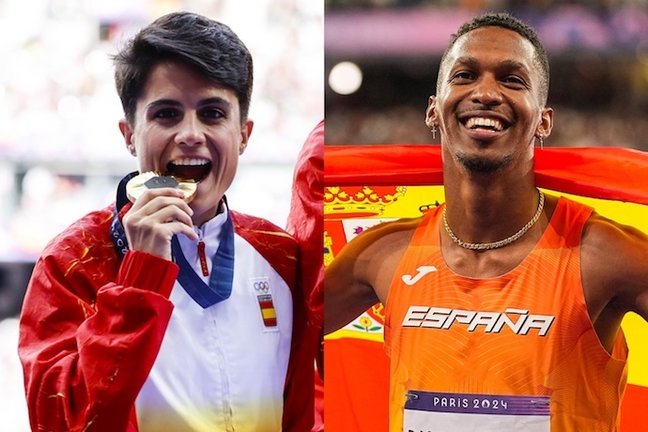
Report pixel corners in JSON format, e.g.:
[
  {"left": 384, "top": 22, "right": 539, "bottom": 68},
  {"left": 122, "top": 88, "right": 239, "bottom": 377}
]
[{"left": 456, "top": 151, "right": 513, "bottom": 174}]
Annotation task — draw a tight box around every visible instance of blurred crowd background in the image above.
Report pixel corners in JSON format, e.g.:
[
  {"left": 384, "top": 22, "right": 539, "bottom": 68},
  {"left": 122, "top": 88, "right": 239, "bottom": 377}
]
[
  {"left": 325, "top": 0, "right": 648, "bottom": 147},
  {"left": 0, "top": 1, "right": 322, "bottom": 430}
]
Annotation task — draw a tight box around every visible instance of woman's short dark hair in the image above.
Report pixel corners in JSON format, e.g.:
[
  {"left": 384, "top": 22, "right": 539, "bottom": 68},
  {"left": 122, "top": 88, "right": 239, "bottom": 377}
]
[{"left": 113, "top": 11, "right": 253, "bottom": 125}]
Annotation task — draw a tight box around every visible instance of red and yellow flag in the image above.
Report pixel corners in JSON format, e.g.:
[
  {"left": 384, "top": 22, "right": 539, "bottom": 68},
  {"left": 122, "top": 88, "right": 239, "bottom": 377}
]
[{"left": 324, "top": 145, "right": 648, "bottom": 432}]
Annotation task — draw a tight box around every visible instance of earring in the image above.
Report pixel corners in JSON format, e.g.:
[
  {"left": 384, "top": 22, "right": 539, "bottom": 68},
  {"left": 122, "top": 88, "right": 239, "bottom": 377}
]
[
  {"left": 539, "top": 136, "right": 544, "bottom": 149},
  {"left": 431, "top": 124, "right": 437, "bottom": 140}
]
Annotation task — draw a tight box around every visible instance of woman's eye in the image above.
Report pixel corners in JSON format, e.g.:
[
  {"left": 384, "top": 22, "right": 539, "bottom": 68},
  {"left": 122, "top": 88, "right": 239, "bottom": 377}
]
[
  {"left": 154, "top": 108, "right": 179, "bottom": 119},
  {"left": 201, "top": 108, "right": 225, "bottom": 120}
]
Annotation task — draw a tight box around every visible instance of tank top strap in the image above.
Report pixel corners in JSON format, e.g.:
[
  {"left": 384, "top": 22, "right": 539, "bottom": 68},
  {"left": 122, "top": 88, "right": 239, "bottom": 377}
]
[
  {"left": 538, "top": 196, "right": 593, "bottom": 249},
  {"left": 409, "top": 205, "right": 443, "bottom": 247}
]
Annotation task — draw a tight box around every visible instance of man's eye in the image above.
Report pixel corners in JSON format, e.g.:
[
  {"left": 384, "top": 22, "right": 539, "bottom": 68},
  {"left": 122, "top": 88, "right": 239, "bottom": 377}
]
[
  {"left": 503, "top": 76, "right": 527, "bottom": 87},
  {"left": 451, "top": 71, "right": 475, "bottom": 82}
]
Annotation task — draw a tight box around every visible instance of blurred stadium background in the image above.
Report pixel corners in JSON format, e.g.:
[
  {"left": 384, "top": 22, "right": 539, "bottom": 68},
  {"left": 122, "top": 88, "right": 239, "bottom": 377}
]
[
  {"left": 0, "top": 1, "right": 322, "bottom": 430},
  {"left": 325, "top": 0, "right": 648, "bottom": 147}
]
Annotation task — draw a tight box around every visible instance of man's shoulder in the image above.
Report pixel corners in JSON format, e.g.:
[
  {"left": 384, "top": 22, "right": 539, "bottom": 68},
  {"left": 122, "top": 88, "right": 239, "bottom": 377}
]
[
  {"left": 360, "top": 215, "right": 425, "bottom": 247},
  {"left": 581, "top": 209, "right": 648, "bottom": 289},
  {"left": 583, "top": 211, "right": 648, "bottom": 249},
  {"left": 338, "top": 215, "right": 425, "bottom": 267},
  {"left": 368, "top": 216, "right": 425, "bottom": 236}
]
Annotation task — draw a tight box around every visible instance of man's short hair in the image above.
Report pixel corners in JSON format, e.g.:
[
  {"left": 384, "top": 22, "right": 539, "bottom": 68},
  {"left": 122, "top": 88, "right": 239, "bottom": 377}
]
[
  {"left": 437, "top": 12, "right": 550, "bottom": 106},
  {"left": 113, "top": 11, "right": 253, "bottom": 125}
]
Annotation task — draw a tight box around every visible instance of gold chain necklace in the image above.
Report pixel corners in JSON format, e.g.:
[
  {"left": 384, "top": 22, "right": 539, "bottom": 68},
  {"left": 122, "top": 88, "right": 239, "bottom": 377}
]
[{"left": 442, "top": 189, "right": 545, "bottom": 251}]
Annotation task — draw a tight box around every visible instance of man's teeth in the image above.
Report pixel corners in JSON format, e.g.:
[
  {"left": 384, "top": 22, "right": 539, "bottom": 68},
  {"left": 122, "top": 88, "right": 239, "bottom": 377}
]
[
  {"left": 465, "top": 117, "right": 503, "bottom": 131},
  {"left": 170, "top": 158, "right": 209, "bottom": 166}
]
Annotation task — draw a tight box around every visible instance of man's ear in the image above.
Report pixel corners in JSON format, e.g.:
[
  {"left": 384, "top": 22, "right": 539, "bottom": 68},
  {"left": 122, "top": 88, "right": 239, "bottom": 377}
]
[
  {"left": 425, "top": 96, "right": 438, "bottom": 129},
  {"left": 535, "top": 107, "right": 554, "bottom": 140},
  {"left": 239, "top": 119, "right": 254, "bottom": 155},
  {"left": 119, "top": 119, "right": 136, "bottom": 156}
]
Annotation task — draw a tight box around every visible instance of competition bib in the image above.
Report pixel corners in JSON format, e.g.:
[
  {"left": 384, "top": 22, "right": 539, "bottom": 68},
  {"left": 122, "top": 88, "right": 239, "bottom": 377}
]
[{"left": 403, "top": 391, "right": 550, "bottom": 432}]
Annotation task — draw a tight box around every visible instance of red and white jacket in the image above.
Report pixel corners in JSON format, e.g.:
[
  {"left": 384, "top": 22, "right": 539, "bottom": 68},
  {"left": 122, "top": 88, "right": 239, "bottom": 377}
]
[{"left": 18, "top": 201, "right": 313, "bottom": 431}]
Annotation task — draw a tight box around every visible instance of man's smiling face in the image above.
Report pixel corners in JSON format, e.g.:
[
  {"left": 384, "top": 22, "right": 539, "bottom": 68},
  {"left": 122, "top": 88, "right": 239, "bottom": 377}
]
[
  {"left": 120, "top": 60, "right": 253, "bottom": 225},
  {"left": 428, "top": 26, "right": 552, "bottom": 174}
]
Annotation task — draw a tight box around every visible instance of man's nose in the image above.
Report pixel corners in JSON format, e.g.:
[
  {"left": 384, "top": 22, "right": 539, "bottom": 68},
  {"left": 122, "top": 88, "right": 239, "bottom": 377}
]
[{"left": 471, "top": 75, "right": 503, "bottom": 106}]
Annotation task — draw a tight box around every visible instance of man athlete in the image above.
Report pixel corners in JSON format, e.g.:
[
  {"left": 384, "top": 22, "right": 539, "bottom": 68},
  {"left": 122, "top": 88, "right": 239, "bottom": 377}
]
[{"left": 325, "top": 12, "right": 648, "bottom": 432}]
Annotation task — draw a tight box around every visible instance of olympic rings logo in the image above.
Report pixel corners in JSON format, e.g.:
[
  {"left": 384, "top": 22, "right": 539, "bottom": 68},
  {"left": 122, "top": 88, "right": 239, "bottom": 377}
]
[{"left": 253, "top": 280, "right": 270, "bottom": 293}]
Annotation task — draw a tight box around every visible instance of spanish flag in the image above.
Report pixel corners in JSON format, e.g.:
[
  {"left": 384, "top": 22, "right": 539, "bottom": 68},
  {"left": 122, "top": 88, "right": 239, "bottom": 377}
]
[
  {"left": 324, "top": 144, "right": 648, "bottom": 431},
  {"left": 257, "top": 294, "right": 277, "bottom": 327}
]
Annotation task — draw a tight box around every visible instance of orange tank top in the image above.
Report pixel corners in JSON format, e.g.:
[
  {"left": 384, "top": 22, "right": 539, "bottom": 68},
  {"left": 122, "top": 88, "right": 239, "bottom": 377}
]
[{"left": 385, "top": 197, "right": 628, "bottom": 432}]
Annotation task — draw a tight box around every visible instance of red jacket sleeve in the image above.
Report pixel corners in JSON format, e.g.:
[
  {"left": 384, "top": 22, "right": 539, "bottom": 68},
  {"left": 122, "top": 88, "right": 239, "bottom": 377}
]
[
  {"left": 285, "top": 120, "right": 324, "bottom": 432},
  {"left": 18, "top": 208, "right": 178, "bottom": 432},
  {"left": 286, "top": 120, "right": 324, "bottom": 331}
]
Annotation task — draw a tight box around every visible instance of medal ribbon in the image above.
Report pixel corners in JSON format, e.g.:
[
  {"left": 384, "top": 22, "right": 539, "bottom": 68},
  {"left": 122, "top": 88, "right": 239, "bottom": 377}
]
[{"left": 170, "top": 214, "right": 235, "bottom": 308}]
